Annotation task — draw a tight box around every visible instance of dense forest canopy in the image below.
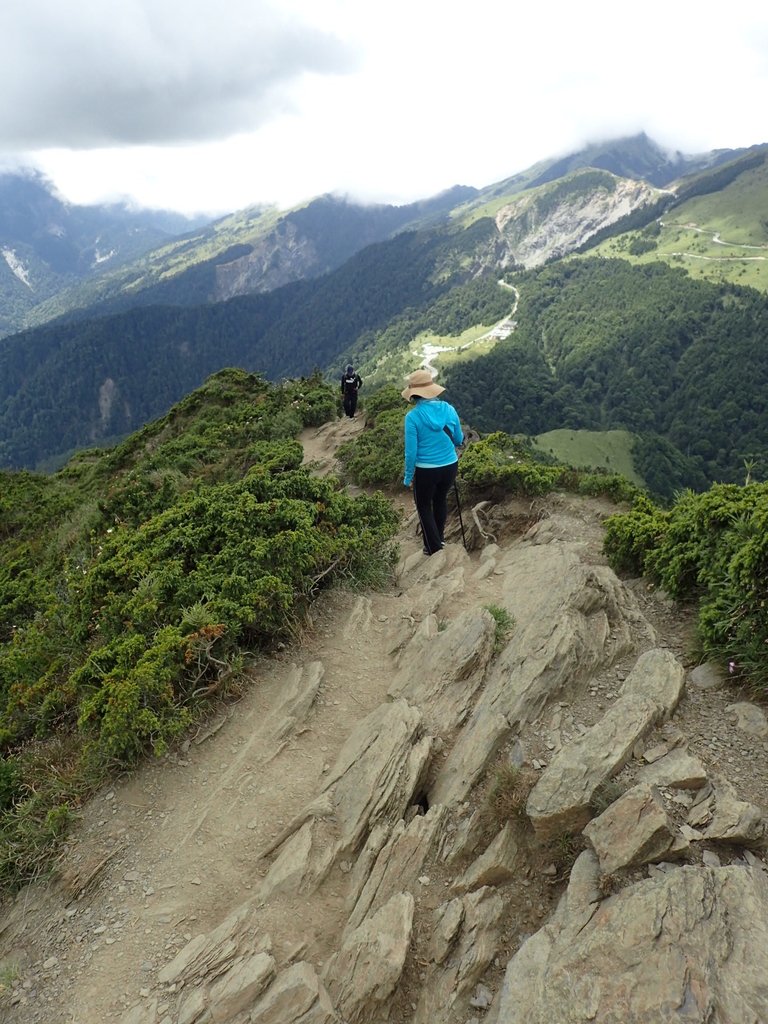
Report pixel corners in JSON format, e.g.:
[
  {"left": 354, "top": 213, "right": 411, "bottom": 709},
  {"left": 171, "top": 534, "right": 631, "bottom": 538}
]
[{"left": 444, "top": 258, "right": 768, "bottom": 494}]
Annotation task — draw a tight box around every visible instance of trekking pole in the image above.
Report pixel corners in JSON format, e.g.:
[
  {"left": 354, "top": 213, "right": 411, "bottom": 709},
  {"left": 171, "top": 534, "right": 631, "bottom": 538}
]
[{"left": 454, "top": 479, "right": 468, "bottom": 551}]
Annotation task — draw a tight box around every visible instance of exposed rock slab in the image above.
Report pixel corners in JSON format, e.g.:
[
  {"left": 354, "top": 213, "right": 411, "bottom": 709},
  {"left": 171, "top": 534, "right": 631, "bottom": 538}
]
[
  {"left": 429, "top": 542, "right": 646, "bottom": 807},
  {"left": 324, "top": 893, "right": 414, "bottom": 1024},
  {"left": 389, "top": 608, "right": 496, "bottom": 734},
  {"left": 157, "top": 904, "right": 262, "bottom": 987},
  {"left": 526, "top": 649, "right": 685, "bottom": 840},
  {"left": 452, "top": 821, "right": 525, "bottom": 894},
  {"left": 412, "top": 886, "right": 505, "bottom": 1023},
  {"left": 583, "top": 784, "right": 684, "bottom": 873},
  {"left": 263, "top": 661, "right": 324, "bottom": 759},
  {"left": 345, "top": 806, "right": 445, "bottom": 934},
  {"left": 208, "top": 952, "right": 276, "bottom": 1022},
  {"left": 494, "top": 859, "right": 768, "bottom": 1023},
  {"left": 249, "top": 961, "right": 336, "bottom": 1024},
  {"left": 260, "top": 700, "right": 432, "bottom": 890}
]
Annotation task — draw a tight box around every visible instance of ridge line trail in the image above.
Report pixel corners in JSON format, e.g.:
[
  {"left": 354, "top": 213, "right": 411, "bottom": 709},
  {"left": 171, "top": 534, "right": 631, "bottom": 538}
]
[{"left": 1, "top": 410, "right": 547, "bottom": 1024}]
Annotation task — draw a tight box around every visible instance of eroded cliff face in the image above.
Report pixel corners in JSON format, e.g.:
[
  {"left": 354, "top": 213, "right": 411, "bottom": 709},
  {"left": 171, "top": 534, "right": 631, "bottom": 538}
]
[
  {"left": 2, "top": 422, "right": 767, "bottom": 1024},
  {"left": 495, "top": 176, "right": 660, "bottom": 268},
  {"left": 213, "top": 221, "right": 321, "bottom": 299}
]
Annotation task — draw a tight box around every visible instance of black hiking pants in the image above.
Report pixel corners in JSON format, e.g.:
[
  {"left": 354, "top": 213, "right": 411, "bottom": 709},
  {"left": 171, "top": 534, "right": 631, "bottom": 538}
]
[
  {"left": 413, "top": 461, "right": 457, "bottom": 555},
  {"left": 343, "top": 390, "right": 358, "bottom": 417}
]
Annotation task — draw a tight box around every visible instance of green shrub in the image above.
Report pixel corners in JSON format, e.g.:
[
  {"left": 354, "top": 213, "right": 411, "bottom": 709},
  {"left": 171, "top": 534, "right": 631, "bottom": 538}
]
[
  {"left": 484, "top": 604, "right": 515, "bottom": 653},
  {"left": 604, "top": 482, "right": 768, "bottom": 691},
  {"left": 337, "top": 407, "right": 407, "bottom": 487},
  {"left": 0, "top": 370, "right": 398, "bottom": 886},
  {"left": 603, "top": 495, "right": 670, "bottom": 575}
]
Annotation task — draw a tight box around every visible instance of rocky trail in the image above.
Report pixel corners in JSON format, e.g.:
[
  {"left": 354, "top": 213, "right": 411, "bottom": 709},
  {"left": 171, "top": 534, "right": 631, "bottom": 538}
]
[{"left": 2, "top": 415, "right": 768, "bottom": 1023}]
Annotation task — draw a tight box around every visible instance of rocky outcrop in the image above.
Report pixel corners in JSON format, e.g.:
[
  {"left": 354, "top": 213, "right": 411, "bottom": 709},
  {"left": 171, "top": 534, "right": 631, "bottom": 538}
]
[
  {"left": 495, "top": 174, "right": 661, "bottom": 268},
  {"left": 494, "top": 854, "right": 768, "bottom": 1023},
  {"left": 389, "top": 607, "right": 497, "bottom": 734},
  {"left": 526, "top": 649, "right": 685, "bottom": 840},
  {"left": 324, "top": 893, "right": 414, "bottom": 1024},
  {"left": 259, "top": 699, "right": 432, "bottom": 892},
  {"left": 430, "top": 535, "right": 647, "bottom": 807},
  {"left": 412, "top": 886, "right": 505, "bottom": 1023}
]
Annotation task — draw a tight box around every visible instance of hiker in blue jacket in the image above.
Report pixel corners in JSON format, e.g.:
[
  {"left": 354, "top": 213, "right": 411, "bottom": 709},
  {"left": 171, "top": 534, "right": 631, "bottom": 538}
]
[{"left": 402, "top": 369, "right": 464, "bottom": 556}]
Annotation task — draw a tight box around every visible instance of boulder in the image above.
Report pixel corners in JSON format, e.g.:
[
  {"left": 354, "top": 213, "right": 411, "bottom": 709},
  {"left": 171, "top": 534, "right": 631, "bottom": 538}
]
[
  {"left": 638, "top": 748, "right": 708, "bottom": 790},
  {"left": 726, "top": 701, "right": 768, "bottom": 739},
  {"left": 583, "top": 784, "right": 685, "bottom": 873},
  {"left": 704, "top": 777, "right": 767, "bottom": 848},
  {"left": 688, "top": 662, "right": 726, "bottom": 691},
  {"left": 324, "top": 893, "right": 414, "bottom": 1024},
  {"left": 526, "top": 649, "right": 686, "bottom": 840},
  {"left": 494, "top": 860, "right": 768, "bottom": 1023}
]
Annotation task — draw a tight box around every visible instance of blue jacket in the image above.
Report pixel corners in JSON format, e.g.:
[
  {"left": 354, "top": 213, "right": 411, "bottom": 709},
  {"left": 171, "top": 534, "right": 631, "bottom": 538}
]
[{"left": 403, "top": 398, "right": 464, "bottom": 485}]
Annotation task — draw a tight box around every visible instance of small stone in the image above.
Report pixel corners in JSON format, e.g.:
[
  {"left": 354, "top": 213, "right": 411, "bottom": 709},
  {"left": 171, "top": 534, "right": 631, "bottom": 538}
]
[
  {"left": 702, "top": 850, "right": 721, "bottom": 868},
  {"left": 42, "top": 957, "right": 59, "bottom": 970},
  {"left": 418, "top": 875, "right": 431, "bottom": 885},
  {"left": 542, "top": 864, "right": 557, "bottom": 876},
  {"left": 469, "top": 983, "right": 493, "bottom": 1009},
  {"left": 124, "top": 871, "right": 139, "bottom": 882}
]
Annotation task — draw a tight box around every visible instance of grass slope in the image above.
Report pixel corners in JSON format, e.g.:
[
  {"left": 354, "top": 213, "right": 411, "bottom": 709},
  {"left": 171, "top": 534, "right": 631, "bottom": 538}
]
[
  {"left": 532, "top": 428, "right": 646, "bottom": 487},
  {"left": 585, "top": 158, "right": 768, "bottom": 292}
]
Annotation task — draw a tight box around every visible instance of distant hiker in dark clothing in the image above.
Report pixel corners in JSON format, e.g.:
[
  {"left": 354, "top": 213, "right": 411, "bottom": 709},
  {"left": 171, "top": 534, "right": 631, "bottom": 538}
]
[
  {"left": 401, "top": 369, "right": 464, "bottom": 556},
  {"left": 341, "top": 364, "right": 363, "bottom": 418}
]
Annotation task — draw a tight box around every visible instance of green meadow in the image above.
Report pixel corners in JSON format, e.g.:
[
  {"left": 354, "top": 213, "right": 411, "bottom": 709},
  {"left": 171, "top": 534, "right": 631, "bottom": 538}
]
[{"left": 532, "top": 428, "right": 646, "bottom": 487}]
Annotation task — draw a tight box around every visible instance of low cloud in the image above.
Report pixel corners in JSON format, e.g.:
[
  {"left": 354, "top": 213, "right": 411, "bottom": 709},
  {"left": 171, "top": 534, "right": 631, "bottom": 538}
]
[{"left": 0, "top": 0, "right": 353, "bottom": 148}]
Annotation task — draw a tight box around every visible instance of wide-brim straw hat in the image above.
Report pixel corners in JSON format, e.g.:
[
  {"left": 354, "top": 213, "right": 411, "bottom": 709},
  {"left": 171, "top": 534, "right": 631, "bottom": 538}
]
[{"left": 401, "top": 369, "right": 445, "bottom": 401}]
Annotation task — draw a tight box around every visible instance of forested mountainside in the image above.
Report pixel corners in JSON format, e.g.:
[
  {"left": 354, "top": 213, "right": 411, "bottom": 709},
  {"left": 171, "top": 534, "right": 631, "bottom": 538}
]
[
  {"left": 0, "top": 226, "right": 508, "bottom": 469},
  {"left": 3, "top": 137, "right": 768, "bottom": 487},
  {"left": 444, "top": 258, "right": 768, "bottom": 497},
  {"left": 0, "top": 170, "right": 207, "bottom": 336},
  {"left": 27, "top": 187, "right": 478, "bottom": 332},
  {"left": 3, "top": 133, "right": 746, "bottom": 341}
]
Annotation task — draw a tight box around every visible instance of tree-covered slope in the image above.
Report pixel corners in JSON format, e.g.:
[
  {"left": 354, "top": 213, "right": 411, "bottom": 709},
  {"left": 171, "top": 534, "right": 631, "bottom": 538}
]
[
  {"left": 0, "top": 224, "right": 508, "bottom": 469},
  {"left": 0, "top": 169, "right": 207, "bottom": 337},
  {"left": 444, "top": 258, "right": 768, "bottom": 495}
]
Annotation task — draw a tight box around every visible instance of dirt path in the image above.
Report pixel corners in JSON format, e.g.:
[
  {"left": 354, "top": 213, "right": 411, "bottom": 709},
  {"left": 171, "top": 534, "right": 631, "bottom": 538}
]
[{"left": 0, "top": 414, "right": 502, "bottom": 1022}]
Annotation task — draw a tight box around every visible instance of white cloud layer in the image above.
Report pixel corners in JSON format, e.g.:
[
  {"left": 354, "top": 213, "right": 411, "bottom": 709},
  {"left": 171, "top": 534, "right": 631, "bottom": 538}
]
[{"left": 2, "top": 0, "right": 767, "bottom": 214}]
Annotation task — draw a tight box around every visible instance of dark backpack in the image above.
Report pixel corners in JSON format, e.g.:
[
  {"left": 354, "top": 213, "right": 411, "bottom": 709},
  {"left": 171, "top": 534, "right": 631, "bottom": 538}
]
[{"left": 343, "top": 373, "right": 359, "bottom": 395}]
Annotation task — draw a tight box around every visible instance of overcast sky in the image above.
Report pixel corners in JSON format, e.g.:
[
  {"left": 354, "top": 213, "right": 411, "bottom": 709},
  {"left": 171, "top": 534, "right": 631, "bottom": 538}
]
[{"left": 1, "top": 0, "right": 767, "bottom": 215}]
